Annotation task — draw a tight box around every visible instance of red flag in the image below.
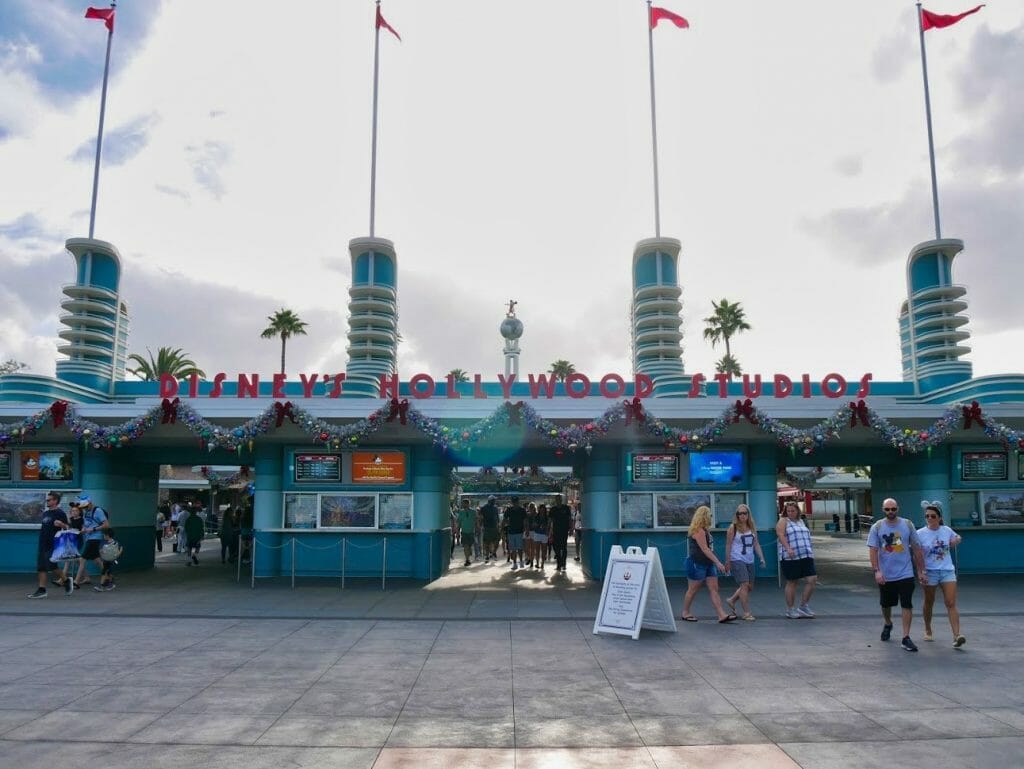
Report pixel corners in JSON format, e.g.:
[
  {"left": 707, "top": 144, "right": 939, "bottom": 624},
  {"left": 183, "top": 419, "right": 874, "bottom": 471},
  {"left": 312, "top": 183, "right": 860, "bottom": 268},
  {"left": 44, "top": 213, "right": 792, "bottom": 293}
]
[
  {"left": 650, "top": 6, "right": 689, "bottom": 30},
  {"left": 921, "top": 5, "right": 984, "bottom": 31},
  {"left": 85, "top": 6, "right": 115, "bottom": 33},
  {"left": 376, "top": 7, "right": 401, "bottom": 41}
]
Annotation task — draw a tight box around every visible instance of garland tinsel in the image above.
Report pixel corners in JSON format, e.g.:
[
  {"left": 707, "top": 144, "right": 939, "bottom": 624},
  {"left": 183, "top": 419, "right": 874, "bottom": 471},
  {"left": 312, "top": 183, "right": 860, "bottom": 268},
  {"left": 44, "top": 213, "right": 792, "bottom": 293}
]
[{"left": 0, "top": 397, "right": 1018, "bottom": 457}]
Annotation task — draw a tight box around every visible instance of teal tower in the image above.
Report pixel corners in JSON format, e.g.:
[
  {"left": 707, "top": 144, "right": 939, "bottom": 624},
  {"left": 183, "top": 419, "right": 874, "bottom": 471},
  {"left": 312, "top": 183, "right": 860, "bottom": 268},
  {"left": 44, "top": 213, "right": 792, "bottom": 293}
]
[
  {"left": 631, "top": 237, "right": 687, "bottom": 396},
  {"left": 899, "top": 238, "right": 972, "bottom": 394},
  {"left": 55, "top": 237, "right": 129, "bottom": 395},
  {"left": 344, "top": 236, "right": 399, "bottom": 397}
]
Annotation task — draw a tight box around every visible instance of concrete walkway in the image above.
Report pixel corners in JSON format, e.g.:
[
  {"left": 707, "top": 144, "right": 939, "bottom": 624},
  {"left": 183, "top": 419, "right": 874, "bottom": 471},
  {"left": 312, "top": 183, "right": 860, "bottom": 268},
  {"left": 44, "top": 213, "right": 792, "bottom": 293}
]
[{"left": 1, "top": 538, "right": 1022, "bottom": 768}]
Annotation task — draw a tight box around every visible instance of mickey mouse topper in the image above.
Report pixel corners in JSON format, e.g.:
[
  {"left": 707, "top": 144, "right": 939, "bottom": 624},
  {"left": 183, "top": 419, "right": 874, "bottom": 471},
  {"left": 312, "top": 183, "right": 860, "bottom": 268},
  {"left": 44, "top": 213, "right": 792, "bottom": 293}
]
[{"left": 921, "top": 500, "right": 942, "bottom": 511}]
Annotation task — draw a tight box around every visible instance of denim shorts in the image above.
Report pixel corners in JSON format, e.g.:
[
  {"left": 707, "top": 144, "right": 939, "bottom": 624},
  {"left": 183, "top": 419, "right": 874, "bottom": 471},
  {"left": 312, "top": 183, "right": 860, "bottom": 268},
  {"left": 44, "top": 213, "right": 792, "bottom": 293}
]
[
  {"left": 926, "top": 568, "right": 957, "bottom": 584},
  {"left": 685, "top": 557, "right": 718, "bottom": 582}
]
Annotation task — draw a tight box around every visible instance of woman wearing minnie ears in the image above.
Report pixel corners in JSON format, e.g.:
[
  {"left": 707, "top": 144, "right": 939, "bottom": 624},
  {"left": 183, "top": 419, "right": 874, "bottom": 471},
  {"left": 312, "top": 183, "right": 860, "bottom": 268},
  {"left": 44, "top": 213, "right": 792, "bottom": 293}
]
[{"left": 916, "top": 501, "right": 966, "bottom": 648}]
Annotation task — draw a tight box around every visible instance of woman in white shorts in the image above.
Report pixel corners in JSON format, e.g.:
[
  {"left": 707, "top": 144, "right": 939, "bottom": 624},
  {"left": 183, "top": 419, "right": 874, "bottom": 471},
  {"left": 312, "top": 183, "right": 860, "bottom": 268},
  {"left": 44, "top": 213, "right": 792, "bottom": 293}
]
[
  {"left": 724, "top": 504, "right": 766, "bottom": 620},
  {"left": 917, "top": 500, "right": 966, "bottom": 648}
]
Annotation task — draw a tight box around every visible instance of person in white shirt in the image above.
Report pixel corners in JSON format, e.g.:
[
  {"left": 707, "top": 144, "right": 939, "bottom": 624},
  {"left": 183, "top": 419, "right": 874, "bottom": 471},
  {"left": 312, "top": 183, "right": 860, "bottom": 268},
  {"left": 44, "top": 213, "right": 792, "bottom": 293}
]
[{"left": 916, "top": 500, "right": 966, "bottom": 648}]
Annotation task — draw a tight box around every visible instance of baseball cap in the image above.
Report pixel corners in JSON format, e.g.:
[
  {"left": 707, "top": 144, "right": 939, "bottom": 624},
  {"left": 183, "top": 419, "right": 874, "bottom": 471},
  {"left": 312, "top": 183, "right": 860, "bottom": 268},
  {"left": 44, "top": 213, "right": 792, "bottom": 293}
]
[{"left": 77, "top": 494, "right": 91, "bottom": 505}]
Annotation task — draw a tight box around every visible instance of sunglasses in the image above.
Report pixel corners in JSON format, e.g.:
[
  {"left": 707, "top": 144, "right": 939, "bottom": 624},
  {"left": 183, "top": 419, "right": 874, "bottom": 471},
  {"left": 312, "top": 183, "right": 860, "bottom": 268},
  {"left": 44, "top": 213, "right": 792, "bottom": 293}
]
[
  {"left": 737, "top": 511, "right": 749, "bottom": 515},
  {"left": 925, "top": 514, "right": 939, "bottom": 519},
  {"left": 883, "top": 507, "right": 898, "bottom": 512}
]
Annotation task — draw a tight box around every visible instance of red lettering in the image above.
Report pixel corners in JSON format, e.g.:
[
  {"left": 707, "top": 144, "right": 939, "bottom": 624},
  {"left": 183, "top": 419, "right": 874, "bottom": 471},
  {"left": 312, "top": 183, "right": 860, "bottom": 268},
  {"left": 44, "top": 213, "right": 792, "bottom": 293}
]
[
  {"left": 822, "top": 372, "right": 846, "bottom": 398},
  {"left": 410, "top": 373, "right": 435, "bottom": 399},
  {"left": 498, "top": 374, "right": 517, "bottom": 399},
  {"left": 300, "top": 373, "right": 319, "bottom": 398},
  {"left": 801, "top": 373, "right": 812, "bottom": 398},
  {"left": 210, "top": 373, "right": 226, "bottom": 398},
  {"left": 742, "top": 374, "right": 763, "bottom": 398},
  {"left": 773, "top": 373, "right": 792, "bottom": 398},
  {"left": 188, "top": 373, "right": 198, "bottom": 398},
  {"left": 329, "top": 373, "right": 345, "bottom": 398},
  {"left": 856, "top": 373, "right": 873, "bottom": 399},
  {"left": 159, "top": 374, "right": 178, "bottom": 399},
  {"left": 599, "top": 373, "right": 626, "bottom": 399},
  {"left": 379, "top": 373, "right": 399, "bottom": 399},
  {"left": 714, "top": 372, "right": 730, "bottom": 397},
  {"left": 565, "top": 372, "right": 590, "bottom": 399},
  {"left": 686, "top": 373, "right": 705, "bottom": 398},
  {"left": 528, "top": 373, "right": 557, "bottom": 399},
  {"left": 634, "top": 374, "right": 654, "bottom": 399},
  {"left": 272, "top": 373, "right": 286, "bottom": 399},
  {"left": 474, "top": 374, "right": 487, "bottom": 399},
  {"left": 238, "top": 373, "right": 259, "bottom": 398},
  {"left": 446, "top": 373, "right": 461, "bottom": 399}
]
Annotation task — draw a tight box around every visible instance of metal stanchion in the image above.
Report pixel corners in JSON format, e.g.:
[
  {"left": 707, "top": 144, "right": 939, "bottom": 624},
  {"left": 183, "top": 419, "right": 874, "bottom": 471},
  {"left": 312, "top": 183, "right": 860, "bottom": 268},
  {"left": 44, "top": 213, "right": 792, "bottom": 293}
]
[
  {"left": 250, "top": 536, "right": 256, "bottom": 589},
  {"left": 235, "top": 533, "right": 241, "bottom": 582},
  {"left": 291, "top": 537, "right": 296, "bottom": 589},
  {"left": 381, "top": 537, "right": 387, "bottom": 591},
  {"left": 342, "top": 538, "right": 347, "bottom": 590}
]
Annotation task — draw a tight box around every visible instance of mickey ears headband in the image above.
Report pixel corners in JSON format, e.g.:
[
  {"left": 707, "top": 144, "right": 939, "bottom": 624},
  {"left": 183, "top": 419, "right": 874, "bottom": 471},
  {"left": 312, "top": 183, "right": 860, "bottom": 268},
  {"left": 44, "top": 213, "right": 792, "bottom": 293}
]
[{"left": 920, "top": 500, "right": 942, "bottom": 511}]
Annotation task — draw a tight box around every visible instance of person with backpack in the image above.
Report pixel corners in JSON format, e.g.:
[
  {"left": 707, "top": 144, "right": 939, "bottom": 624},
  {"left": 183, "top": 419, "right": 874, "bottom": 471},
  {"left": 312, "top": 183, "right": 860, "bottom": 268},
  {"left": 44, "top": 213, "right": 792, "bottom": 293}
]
[
  {"left": 867, "top": 498, "right": 928, "bottom": 652},
  {"left": 73, "top": 494, "right": 109, "bottom": 588}
]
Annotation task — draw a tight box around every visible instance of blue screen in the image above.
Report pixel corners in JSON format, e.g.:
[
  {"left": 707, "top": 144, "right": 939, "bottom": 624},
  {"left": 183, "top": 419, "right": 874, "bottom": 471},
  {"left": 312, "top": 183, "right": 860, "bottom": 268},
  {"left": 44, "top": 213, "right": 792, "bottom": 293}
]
[{"left": 689, "top": 451, "right": 743, "bottom": 484}]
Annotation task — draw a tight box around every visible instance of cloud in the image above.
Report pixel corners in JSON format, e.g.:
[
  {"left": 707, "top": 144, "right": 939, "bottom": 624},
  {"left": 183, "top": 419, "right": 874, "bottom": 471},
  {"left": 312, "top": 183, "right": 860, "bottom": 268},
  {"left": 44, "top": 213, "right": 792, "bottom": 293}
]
[
  {"left": 833, "top": 154, "right": 863, "bottom": 177},
  {"left": 70, "top": 113, "right": 159, "bottom": 166},
  {"left": 870, "top": 29, "right": 914, "bottom": 84},
  {"left": 185, "top": 140, "right": 230, "bottom": 199},
  {"left": 950, "top": 24, "right": 1024, "bottom": 176}
]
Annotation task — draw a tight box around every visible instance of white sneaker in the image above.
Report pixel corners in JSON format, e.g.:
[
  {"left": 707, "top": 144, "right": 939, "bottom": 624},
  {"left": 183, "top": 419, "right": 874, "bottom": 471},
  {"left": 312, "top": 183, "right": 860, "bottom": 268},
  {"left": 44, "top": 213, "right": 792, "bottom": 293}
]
[
  {"left": 923, "top": 631, "right": 934, "bottom": 642},
  {"left": 797, "top": 604, "right": 815, "bottom": 618},
  {"left": 511, "top": 563, "right": 518, "bottom": 571},
  {"left": 785, "top": 608, "right": 800, "bottom": 619}
]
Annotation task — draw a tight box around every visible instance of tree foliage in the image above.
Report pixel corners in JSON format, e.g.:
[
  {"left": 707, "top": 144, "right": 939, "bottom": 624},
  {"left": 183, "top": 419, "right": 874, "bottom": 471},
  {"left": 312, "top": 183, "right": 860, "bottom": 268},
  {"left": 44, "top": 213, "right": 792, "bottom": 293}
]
[
  {"left": 127, "top": 347, "right": 205, "bottom": 381},
  {"left": 548, "top": 360, "right": 576, "bottom": 382},
  {"left": 703, "top": 298, "right": 752, "bottom": 369},
  {"left": 260, "top": 308, "right": 308, "bottom": 375}
]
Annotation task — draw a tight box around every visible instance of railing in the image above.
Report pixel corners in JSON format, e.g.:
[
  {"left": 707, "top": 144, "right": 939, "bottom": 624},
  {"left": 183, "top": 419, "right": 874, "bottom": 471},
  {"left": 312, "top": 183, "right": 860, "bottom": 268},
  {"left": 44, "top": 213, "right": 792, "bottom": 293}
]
[{"left": 238, "top": 533, "right": 391, "bottom": 590}]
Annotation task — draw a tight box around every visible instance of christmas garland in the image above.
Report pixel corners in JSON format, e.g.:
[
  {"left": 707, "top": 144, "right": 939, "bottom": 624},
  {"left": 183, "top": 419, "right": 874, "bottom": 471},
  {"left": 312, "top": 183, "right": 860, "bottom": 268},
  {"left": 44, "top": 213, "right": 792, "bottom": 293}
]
[{"left": 0, "top": 396, "right": 1017, "bottom": 457}]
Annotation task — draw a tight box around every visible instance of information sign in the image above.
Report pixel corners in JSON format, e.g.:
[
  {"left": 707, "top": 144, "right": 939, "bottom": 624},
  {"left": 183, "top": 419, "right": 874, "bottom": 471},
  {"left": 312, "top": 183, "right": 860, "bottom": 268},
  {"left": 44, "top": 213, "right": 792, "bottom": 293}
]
[
  {"left": 593, "top": 545, "right": 677, "bottom": 639},
  {"left": 961, "top": 451, "right": 1007, "bottom": 482},
  {"left": 353, "top": 452, "right": 406, "bottom": 484},
  {"left": 295, "top": 454, "right": 341, "bottom": 483},
  {"left": 632, "top": 453, "right": 679, "bottom": 483}
]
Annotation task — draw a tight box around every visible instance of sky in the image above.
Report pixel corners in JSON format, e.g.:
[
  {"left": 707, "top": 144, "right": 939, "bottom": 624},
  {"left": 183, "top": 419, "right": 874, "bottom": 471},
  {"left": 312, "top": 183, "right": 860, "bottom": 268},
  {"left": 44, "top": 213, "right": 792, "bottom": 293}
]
[{"left": 1, "top": 1, "right": 1022, "bottom": 387}]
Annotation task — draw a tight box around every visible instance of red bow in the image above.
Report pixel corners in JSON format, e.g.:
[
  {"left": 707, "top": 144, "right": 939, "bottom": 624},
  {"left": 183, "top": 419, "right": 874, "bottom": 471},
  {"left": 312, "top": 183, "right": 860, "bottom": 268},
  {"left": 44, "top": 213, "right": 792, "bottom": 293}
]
[
  {"left": 50, "top": 400, "right": 69, "bottom": 429},
  {"left": 274, "top": 400, "right": 296, "bottom": 428},
  {"left": 161, "top": 397, "right": 179, "bottom": 424},
  {"left": 849, "top": 399, "right": 870, "bottom": 428},
  {"left": 962, "top": 400, "right": 985, "bottom": 430},
  {"left": 507, "top": 401, "right": 525, "bottom": 426},
  {"left": 623, "top": 397, "right": 645, "bottom": 426},
  {"left": 733, "top": 398, "right": 757, "bottom": 424},
  {"left": 386, "top": 398, "right": 409, "bottom": 425}
]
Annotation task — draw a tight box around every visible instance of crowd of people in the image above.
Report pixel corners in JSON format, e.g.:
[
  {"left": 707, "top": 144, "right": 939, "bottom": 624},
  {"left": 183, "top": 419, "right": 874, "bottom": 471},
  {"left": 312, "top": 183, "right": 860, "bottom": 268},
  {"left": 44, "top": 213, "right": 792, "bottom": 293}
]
[
  {"left": 681, "top": 497, "right": 968, "bottom": 649},
  {"left": 155, "top": 501, "right": 253, "bottom": 566},
  {"left": 452, "top": 494, "right": 583, "bottom": 572}
]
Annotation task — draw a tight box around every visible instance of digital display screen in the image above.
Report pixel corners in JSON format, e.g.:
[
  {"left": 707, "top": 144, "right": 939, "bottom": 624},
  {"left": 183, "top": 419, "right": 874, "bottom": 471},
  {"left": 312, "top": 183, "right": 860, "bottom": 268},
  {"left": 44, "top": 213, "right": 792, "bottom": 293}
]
[
  {"left": 689, "top": 451, "right": 744, "bottom": 484},
  {"left": 20, "top": 451, "right": 74, "bottom": 481},
  {"left": 961, "top": 451, "right": 1008, "bottom": 482},
  {"left": 352, "top": 452, "right": 406, "bottom": 484},
  {"left": 0, "top": 452, "right": 10, "bottom": 481},
  {"left": 294, "top": 454, "right": 342, "bottom": 483},
  {"left": 632, "top": 454, "right": 679, "bottom": 483}
]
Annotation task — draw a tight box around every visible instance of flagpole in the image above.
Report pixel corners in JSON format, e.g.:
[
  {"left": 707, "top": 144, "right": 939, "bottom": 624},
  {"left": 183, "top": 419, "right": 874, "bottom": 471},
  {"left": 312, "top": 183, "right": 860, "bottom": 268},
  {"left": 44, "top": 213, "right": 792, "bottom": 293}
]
[
  {"left": 369, "top": 1, "right": 383, "bottom": 238},
  {"left": 646, "top": 0, "right": 662, "bottom": 238},
  {"left": 88, "top": 0, "right": 116, "bottom": 239},
  {"left": 916, "top": 2, "right": 942, "bottom": 239}
]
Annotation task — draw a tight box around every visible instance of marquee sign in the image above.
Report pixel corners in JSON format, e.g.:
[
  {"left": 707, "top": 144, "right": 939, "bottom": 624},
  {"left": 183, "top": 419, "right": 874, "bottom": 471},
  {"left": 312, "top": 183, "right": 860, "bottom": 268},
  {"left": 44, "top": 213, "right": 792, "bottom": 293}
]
[{"left": 159, "top": 372, "right": 873, "bottom": 400}]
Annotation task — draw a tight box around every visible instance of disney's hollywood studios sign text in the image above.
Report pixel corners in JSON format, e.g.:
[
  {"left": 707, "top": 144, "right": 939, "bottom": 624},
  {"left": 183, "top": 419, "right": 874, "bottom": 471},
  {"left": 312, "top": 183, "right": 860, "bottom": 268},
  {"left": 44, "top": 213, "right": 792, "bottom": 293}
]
[{"left": 160, "top": 372, "right": 873, "bottom": 400}]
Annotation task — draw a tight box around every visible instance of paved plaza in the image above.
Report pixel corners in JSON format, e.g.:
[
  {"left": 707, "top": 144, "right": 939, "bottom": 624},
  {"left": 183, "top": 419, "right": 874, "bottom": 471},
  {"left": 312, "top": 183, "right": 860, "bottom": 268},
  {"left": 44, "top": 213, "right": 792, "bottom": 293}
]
[{"left": 1, "top": 536, "right": 1022, "bottom": 768}]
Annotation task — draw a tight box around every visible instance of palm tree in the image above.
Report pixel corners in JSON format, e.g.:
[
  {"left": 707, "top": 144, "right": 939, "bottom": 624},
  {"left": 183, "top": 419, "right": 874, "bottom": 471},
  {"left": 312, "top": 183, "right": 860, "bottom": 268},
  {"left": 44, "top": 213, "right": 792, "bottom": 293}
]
[
  {"left": 0, "top": 359, "right": 28, "bottom": 375},
  {"left": 127, "top": 347, "right": 206, "bottom": 380},
  {"left": 549, "top": 360, "right": 576, "bottom": 382},
  {"left": 715, "top": 353, "right": 742, "bottom": 377},
  {"left": 447, "top": 368, "right": 469, "bottom": 383},
  {"left": 260, "top": 308, "right": 308, "bottom": 375},
  {"left": 703, "top": 298, "right": 752, "bottom": 367}
]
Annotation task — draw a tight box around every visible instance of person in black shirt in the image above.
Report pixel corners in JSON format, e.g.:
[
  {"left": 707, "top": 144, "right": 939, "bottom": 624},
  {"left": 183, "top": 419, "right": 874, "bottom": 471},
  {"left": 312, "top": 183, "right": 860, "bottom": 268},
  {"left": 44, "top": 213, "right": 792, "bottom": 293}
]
[
  {"left": 548, "top": 495, "right": 573, "bottom": 572},
  {"left": 504, "top": 496, "right": 527, "bottom": 570},
  {"left": 28, "top": 491, "right": 70, "bottom": 598},
  {"left": 479, "top": 496, "right": 500, "bottom": 562}
]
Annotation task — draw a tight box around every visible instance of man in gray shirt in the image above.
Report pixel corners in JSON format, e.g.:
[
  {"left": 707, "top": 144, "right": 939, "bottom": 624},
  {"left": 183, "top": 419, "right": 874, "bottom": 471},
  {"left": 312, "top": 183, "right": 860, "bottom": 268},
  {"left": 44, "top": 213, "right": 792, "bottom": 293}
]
[{"left": 867, "top": 497, "right": 927, "bottom": 651}]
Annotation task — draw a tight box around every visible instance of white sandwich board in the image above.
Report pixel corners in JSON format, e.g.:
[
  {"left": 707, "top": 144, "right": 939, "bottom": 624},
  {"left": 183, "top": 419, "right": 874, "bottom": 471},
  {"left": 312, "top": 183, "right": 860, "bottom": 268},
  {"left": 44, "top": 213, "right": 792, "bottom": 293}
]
[{"left": 593, "top": 545, "right": 677, "bottom": 639}]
